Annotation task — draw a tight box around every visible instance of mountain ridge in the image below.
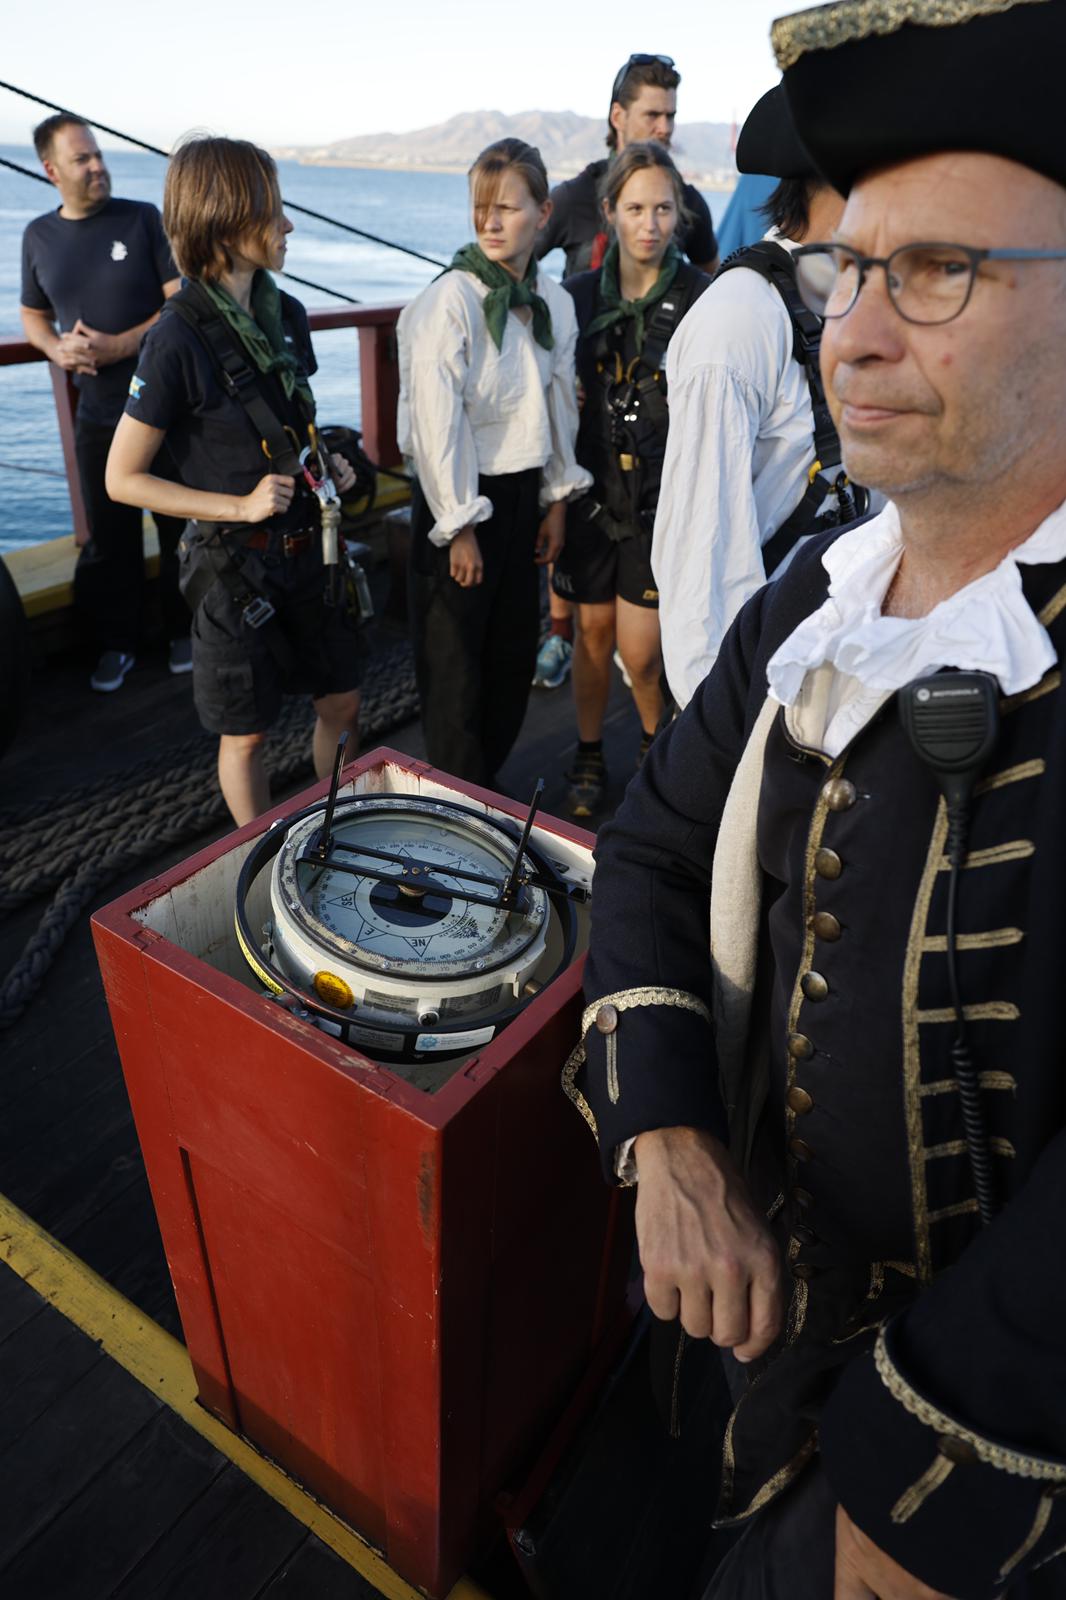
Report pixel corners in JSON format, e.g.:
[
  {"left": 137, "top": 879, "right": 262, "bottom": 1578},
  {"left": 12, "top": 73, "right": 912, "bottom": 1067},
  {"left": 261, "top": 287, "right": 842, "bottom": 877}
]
[{"left": 273, "top": 108, "right": 737, "bottom": 187}]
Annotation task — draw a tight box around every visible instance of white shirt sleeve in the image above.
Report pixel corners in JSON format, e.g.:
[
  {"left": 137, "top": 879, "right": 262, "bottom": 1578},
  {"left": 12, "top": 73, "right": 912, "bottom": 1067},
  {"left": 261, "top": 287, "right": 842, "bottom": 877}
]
[
  {"left": 540, "top": 285, "right": 593, "bottom": 507},
  {"left": 397, "top": 283, "right": 493, "bottom": 546},
  {"left": 652, "top": 359, "right": 768, "bottom": 708}
]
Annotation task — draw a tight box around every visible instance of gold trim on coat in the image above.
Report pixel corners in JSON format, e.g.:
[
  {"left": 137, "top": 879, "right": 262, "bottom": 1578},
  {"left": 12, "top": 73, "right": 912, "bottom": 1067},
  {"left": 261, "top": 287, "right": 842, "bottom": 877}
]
[
  {"left": 922, "top": 928, "right": 1023, "bottom": 952},
  {"left": 875, "top": 1326, "right": 1066, "bottom": 1481},
  {"left": 1002, "top": 670, "right": 1060, "bottom": 713},
  {"left": 900, "top": 798, "right": 947, "bottom": 1282}
]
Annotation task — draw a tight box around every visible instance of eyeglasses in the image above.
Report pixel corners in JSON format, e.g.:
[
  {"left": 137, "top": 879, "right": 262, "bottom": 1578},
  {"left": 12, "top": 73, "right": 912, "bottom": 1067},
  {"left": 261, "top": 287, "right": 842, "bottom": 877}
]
[
  {"left": 793, "top": 241, "right": 1066, "bottom": 326},
  {"left": 610, "top": 53, "right": 676, "bottom": 103}
]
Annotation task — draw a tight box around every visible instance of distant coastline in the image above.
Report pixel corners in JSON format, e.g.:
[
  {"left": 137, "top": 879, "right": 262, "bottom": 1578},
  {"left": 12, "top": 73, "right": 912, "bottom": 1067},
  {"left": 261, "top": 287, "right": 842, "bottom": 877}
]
[
  {"left": 271, "top": 105, "right": 739, "bottom": 194},
  {"left": 277, "top": 155, "right": 735, "bottom": 191}
]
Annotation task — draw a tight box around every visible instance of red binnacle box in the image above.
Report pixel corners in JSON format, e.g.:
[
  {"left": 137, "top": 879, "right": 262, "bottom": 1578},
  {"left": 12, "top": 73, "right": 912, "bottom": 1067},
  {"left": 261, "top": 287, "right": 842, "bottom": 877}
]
[{"left": 91, "top": 748, "right": 632, "bottom": 1597}]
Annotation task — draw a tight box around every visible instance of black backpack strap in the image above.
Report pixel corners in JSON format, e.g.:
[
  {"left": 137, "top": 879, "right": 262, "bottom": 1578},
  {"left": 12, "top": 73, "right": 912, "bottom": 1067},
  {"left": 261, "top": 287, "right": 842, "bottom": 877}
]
[
  {"left": 165, "top": 282, "right": 307, "bottom": 476},
  {"left": 637, "top": 265, "right": 702, "bottom": 380},
  {"left": 714, "top": 241, "right": 841, "bottom": 473}
]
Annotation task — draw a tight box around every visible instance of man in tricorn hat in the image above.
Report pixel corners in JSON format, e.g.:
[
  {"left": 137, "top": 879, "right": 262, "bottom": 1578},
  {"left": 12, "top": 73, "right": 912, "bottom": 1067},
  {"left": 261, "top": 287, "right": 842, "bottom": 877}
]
[
  {"left": 652, "top": 84, "right": 851, "bottom": 710},
  {"left": 565, "top": 2, "right": 1066, "bottom": 1594}
]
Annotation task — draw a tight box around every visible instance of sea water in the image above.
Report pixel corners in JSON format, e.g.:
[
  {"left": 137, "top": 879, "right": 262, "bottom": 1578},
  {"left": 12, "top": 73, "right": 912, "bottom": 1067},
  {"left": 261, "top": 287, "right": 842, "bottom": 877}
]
[{"left": 0, "top": 147, "right": 729, "bottom": 553}]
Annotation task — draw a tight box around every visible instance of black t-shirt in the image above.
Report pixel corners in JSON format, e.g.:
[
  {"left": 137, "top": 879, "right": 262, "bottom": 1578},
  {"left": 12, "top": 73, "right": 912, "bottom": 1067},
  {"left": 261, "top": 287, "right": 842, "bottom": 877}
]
[
  {"left": 21, "top": 198, "right": 178, "bottom": 425},
  {"left": 125, "top": 287, "right": 320, "bottom": 533},
  {"left": 537, "top": 159, "right": 717, "bottom": 278}
]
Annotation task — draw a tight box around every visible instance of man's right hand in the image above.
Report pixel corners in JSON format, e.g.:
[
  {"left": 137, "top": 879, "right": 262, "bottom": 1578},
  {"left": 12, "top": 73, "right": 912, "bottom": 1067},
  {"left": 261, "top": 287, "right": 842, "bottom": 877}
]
[
  {"left": 633, "top": 1126, "right": 785, "bottom": 1360},
  {"left": 241, "top": 474, "right": 296, "bottom": 523}
]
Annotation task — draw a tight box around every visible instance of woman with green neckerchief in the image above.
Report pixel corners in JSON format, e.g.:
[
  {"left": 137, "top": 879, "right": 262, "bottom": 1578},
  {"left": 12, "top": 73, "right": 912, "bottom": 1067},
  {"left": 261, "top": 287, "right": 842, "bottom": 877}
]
[
  {"left": 553, "top": 142, "right": 711, "bottom": 818},
  {"left": 107, "top": 136, "right": 361, "bottom": 827},
  {"left": 398, "top": 138, "right": 591, "bottom": 788}
]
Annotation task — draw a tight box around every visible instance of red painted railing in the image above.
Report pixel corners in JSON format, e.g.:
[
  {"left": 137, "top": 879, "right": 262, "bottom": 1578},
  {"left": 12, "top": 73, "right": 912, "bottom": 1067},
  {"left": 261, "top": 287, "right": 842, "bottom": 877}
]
[{"left": 0, "top": 304, "right": 405, "bottom": 545}]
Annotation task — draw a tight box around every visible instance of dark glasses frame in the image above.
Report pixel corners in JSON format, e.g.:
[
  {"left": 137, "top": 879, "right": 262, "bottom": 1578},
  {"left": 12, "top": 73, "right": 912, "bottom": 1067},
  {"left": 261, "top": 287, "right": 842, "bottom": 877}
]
[{"left": 793, "top": 240, "right": 1066, "bottom": 325}]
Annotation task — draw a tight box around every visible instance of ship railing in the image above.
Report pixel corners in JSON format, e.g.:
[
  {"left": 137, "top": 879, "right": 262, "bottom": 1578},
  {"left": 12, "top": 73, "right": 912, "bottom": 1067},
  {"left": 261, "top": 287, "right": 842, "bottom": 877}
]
[{"left": 0, "top": 303, "right": 406, "bottom": 621}]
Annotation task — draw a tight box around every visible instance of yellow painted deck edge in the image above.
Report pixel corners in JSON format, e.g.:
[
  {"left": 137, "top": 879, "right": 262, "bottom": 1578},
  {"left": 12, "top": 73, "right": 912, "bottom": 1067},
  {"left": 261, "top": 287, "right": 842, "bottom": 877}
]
[
  {"left": 0, "top": 1190, "right": 490, "bottom": 1600},
  {"left": 4, "top": 479, "right": 412, "bottom": 620}
]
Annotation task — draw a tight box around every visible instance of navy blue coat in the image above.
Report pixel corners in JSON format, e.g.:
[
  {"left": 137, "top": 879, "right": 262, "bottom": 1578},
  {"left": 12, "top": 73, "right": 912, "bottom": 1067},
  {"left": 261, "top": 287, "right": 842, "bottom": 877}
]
[{"left": 570, "top": 530, "right": 1066, "bottom": 1598}]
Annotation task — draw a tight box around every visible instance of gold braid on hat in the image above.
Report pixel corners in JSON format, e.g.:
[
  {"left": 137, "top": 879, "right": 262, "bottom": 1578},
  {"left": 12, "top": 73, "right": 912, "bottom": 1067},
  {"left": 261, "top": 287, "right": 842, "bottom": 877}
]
[{"left": 772, "top": 0, "right": 1050, "bottom": 70}]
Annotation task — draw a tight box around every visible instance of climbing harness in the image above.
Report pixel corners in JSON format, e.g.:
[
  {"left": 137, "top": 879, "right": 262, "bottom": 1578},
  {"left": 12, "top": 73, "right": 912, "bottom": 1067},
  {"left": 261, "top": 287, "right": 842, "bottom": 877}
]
[{"left": 715, "top": 239, "right": 866, "bottom": 574}]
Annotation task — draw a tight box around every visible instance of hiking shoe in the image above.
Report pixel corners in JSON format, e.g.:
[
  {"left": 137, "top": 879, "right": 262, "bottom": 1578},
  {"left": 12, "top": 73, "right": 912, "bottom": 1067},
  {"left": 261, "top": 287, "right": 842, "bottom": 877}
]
[
  {"left": 566, "top": 750, "right": 607, "bottom": 818},
  {"left": 533, "top": 634, "right": 572, "bottom": 689},
  {"left": 168, "top": 637, "right": 193, "bottom": 675},
  {"left": 90, "top": 650, "right": 135, "bottom": 692}
]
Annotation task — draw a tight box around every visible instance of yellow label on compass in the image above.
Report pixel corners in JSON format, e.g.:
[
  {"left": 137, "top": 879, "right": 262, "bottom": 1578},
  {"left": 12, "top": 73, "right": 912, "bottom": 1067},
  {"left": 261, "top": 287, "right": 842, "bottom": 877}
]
[{"left": 313, "top": 970, "right": 355, "bottom": 1009}]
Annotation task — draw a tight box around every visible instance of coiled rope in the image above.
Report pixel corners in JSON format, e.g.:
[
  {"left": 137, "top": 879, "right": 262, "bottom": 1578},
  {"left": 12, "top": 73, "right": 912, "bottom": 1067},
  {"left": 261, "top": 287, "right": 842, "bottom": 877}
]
[{"left": 0, "top": 631, "right": 420, "bottom": 1029}]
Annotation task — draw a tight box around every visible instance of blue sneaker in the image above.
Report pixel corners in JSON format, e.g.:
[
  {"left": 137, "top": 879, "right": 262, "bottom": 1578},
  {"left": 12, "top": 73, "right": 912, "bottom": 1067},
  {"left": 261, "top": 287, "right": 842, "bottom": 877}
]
[{"left": 532, "top": 634, "right": 572, "bottom": 689}]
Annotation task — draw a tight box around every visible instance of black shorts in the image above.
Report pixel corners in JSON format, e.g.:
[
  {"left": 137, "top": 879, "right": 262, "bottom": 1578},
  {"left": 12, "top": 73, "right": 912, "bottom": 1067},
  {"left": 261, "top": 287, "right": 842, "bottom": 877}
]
[
  {"left": 184, "top": 534, "right": 364, "bottom": 736},
  {"left": 552, "top": 508, "right": 659, "bottom": 609}
]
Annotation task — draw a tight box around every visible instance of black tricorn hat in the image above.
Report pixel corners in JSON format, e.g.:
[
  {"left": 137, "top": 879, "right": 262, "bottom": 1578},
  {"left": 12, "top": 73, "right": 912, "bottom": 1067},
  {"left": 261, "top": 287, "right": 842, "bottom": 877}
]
[
  {"left": 775, "top": 0, "right": 1066, "bottom": 195},
  {"left": 736, "top": 84, "right": 819, "bottom": 179}
]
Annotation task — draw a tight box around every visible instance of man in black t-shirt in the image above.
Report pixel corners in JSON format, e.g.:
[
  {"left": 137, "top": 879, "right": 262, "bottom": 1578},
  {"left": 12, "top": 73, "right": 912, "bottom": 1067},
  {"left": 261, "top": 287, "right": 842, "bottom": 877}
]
[
  {"left": 20, "top": 114, "right": 185, "bottom": 691},
  {"left": 536, "top": 55, "right": 719, "bottom": 278}
]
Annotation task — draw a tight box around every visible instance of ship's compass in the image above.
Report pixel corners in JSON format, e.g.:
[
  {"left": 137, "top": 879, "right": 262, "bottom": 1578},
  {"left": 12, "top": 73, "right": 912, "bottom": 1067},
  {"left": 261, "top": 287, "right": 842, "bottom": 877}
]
[{"left": 235, "top": 738, "right": 587, "bottom": 1062}]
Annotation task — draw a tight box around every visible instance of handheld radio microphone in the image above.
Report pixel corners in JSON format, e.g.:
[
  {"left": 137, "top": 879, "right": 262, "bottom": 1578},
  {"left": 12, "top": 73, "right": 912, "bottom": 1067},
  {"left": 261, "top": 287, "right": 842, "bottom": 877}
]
[{"left": 899, "top": 671, "right": 1001, "bottom": 1225}]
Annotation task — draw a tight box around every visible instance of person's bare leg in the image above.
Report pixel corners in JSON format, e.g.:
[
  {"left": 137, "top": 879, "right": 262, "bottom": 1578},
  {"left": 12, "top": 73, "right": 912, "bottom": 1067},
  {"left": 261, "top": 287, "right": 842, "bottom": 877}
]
[
  {"left": 217, "top": 731, "right": 270, "bottom": 827},
  {"left": 572, "top": 601, "right": 617, "bottom": 741},
  {"left": 615, "top": 598, "right": 664, "bottom": 733},
  {"left": 549, "top": 580, "right": 573, "bottom": 630},
  {"left": 312, "top": 688, "right": 362, "bottom": 779}
]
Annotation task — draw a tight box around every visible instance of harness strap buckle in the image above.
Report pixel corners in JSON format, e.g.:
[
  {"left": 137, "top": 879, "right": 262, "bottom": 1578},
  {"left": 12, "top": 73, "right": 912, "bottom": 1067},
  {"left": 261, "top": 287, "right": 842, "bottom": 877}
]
[{"left": 242, "top": 595, "right": 276, "bottom": 630}]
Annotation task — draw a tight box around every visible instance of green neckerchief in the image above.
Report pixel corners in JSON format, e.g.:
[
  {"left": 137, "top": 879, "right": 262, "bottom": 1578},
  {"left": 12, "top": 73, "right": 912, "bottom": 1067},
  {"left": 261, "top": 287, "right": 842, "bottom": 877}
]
[
  {"left": 200, "top": 270, "right": 314, "bottom": 410},
  {"left": 585, "top": 241, "right": 682, "bottom": 352},
  {"left": 449, "top": 242, "right": 554, "bottom": 353}
]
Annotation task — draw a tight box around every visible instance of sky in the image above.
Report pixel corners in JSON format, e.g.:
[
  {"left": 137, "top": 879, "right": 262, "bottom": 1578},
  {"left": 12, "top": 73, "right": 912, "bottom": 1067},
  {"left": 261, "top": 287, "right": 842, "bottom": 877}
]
[{"left": 1, "top": 0, "right": 788, "bottom": 149}]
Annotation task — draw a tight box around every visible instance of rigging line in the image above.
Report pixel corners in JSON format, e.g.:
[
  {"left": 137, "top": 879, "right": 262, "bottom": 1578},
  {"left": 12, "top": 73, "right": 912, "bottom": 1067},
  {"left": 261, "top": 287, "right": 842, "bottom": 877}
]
[
  {"left": 0, "top": 149, "right": 362, "bottom": 305},
  {"left": 0, "top": 152, "right": 50, "bottom": 184},
  {"left": 0, "top": 460, "right": 67, "bottom": 478},
  {"left": 0, "top": 78, "right": 448, "bottom": 269}
]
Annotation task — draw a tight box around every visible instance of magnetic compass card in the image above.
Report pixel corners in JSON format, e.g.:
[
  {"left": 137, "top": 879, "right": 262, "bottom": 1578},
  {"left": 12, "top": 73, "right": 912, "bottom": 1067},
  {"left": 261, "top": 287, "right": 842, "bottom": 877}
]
[{"left": 276, "top": 798, "right": 548, "bottom": 980}]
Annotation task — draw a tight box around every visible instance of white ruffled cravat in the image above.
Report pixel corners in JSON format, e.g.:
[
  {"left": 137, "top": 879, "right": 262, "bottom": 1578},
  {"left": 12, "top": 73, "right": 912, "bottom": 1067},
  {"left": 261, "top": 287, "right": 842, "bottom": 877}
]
[{"left": 765, "top": 500, "right": 1066, "bottom": 756}]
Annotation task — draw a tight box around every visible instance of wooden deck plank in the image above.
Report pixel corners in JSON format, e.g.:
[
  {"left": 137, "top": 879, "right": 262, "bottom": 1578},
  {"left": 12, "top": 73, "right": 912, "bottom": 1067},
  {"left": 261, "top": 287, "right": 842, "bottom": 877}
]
[
  {"left": 0, "top": 1299, "right": 104, "bottom": 1439},
  {"left": 0, "top": 1359, "right": 160, "bottom": 1569},
  {"left": 257, "top": 1535, "right": 389, "bottom": 1598},
  {"left": 108, "top": 1467, "right": 309, "bottom": 1600},
  {"left": 0, "top": 1409, "right": 226, "bottom": 1600},
  {"left": 60, "top": 1177, "right": 179, "bottom": 1332},
  {"left": 0, "top": 1270, "right": 53, "bottom": 1344}
]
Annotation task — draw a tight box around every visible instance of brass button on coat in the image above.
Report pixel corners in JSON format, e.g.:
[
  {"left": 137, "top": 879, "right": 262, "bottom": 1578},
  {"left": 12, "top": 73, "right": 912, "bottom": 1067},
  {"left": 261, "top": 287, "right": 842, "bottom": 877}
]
[
  {"left": 787, "top": 1086, "right": 814, "bottom": 1115},
  {"left": 801, "top": 971, "right": 829, "bottom": 1002},
  {"left": 792, "top": 1186, "right": 813, "bottom": 1209},
  {"left": 814, "top": 848, "right": 843, "bottom": 880},
  {"left": 789, "top": 1136, "right": 813, "bottom": 1162},
  {"left": 812, "top": 911, "right": 842, "bottom": 942},
  {"left": 595, "top": 1004, "right": 619, "bottom": 1034},
  {"left": 824, "top": 778, "right": 858, "bottom": 811},
  {"left": 791, "top": 1262, "right": 817, "bottom": 1281},
  {"left": 788, "top": 1032, "right": 814, "bottom": 1060},
  {"left": 936, "top": 1435, "right": 979, "bottom": 1467}
]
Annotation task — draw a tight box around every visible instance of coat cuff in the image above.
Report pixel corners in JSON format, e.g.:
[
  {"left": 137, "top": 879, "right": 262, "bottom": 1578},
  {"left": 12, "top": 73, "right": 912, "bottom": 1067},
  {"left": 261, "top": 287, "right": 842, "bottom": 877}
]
[
  {"left": 561, "top": 986, "right": 727, "bottom": 1185},
  {"left": 820, "top": 1323, "right": 1066, "bottom": 1599}
]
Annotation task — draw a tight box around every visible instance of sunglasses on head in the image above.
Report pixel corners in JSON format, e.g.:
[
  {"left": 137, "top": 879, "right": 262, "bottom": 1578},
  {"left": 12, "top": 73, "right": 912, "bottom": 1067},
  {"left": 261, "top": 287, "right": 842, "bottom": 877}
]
[{"left": 610, "top": 53, "right": 676, "bottom": 102}]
